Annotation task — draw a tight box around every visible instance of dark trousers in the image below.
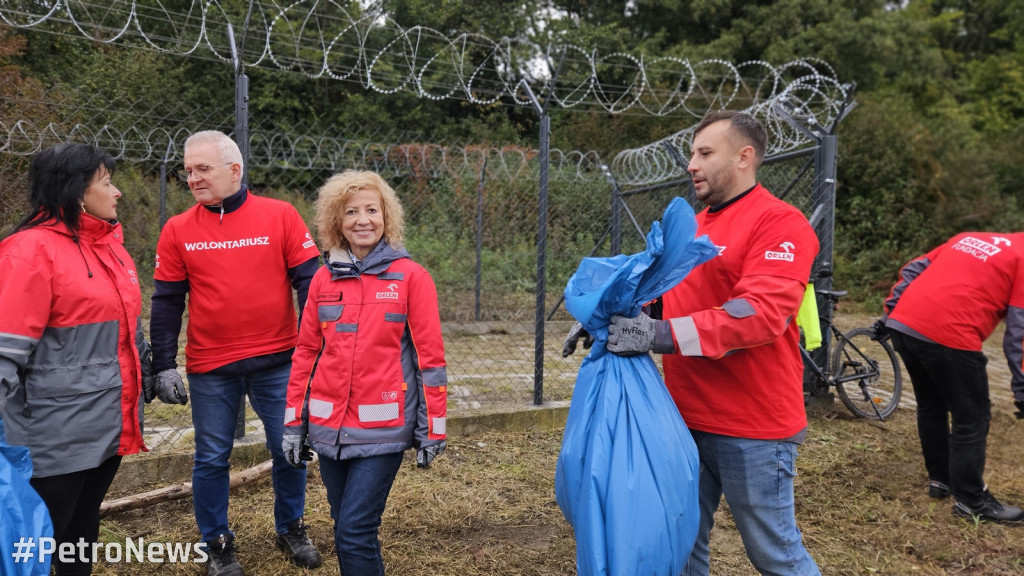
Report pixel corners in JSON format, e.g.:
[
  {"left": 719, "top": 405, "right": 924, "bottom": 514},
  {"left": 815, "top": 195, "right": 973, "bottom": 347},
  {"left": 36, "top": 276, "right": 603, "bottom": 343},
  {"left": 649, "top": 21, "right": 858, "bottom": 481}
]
[
  {"left": 30, "top": 455, "right": 122, "bottom": 576},
  {"left": 890, "top": 331, "right": 990, "bottom": 507}
]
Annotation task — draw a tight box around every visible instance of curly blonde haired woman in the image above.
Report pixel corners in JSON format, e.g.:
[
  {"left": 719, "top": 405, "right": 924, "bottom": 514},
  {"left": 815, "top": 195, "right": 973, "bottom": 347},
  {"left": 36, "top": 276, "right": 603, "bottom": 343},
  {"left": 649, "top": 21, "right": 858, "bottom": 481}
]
[{"left": 283, "top": 170, "right": 448, "bottom": 575}]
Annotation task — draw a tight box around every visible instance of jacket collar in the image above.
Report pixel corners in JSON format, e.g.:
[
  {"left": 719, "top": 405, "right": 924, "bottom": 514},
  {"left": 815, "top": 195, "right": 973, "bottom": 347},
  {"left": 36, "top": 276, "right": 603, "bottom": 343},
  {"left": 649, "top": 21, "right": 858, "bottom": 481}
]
[
  {"left": 200, "top": 185, "right": 248, "bottom": 215},
  {"left": 326, "top": 241, "right": 410, "bottom": 279}
]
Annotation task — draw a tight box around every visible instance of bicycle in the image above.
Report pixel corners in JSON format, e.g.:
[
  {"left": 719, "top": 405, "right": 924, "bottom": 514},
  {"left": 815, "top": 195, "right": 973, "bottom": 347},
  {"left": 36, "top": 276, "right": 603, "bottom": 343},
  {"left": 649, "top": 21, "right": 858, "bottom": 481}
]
[{"left": 802, "top": 275, "right": 903, "bottom": 420}]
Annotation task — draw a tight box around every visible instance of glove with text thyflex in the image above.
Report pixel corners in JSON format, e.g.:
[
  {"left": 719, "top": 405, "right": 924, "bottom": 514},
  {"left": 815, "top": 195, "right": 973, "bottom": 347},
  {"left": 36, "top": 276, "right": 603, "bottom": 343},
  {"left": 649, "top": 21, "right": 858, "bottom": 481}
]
[
  {"left": 561, "top": 322, "right": 594, "bottom": 357},
  {"left": 417, "top": 440, "right": 447, "bottom": 469},
  {"left": 607, "top": 313, "right": 673, "bottom": 356},
  {"left": 282, "top": 431, "right": 314, "bottom": 468},
  {"left": 154, "top": 369, "right": 189, "bottom": 405}
]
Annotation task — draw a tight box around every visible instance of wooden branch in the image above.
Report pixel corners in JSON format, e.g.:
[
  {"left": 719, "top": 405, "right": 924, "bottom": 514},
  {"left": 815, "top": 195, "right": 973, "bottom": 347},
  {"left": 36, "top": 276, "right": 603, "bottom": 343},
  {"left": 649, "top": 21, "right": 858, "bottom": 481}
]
[{"left": 99, "top": 455, "right": 316, "bottom": 518}]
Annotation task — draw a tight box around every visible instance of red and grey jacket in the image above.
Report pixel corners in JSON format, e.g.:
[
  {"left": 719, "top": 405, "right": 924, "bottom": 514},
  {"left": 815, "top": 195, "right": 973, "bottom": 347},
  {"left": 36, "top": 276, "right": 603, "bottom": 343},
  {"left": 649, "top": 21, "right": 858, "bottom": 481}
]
[
  {"left": 0, "top": 215, "right": 148, "bottom": 477},
  {"left": 284, "top": 242, "right": 447, "bottom": 460},
  {"left": 884, "top": 232, "right": 1024, "bottom": 402}
]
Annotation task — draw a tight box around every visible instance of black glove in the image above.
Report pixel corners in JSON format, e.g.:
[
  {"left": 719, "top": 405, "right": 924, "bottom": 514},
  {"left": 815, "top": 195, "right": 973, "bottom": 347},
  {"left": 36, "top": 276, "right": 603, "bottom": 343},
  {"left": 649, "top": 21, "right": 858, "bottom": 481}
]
[
  {"left": 870, "top": 319, "right": 889, "bottom": 341},
  {"left": 417, "top": 441, "right": 446, "bottom": 469},
  {"left": 561, "top": 322, "right": 594, "bottom": 357},
  {"left": 142, "top": 373, "right": 157, "bottom": 404},
  {"left": 282, "top": 433, "right": 314, "bottom": 468},
  {"left": 140, "top": 342, "right": 156, "bottom": 403},
  {"left": 1015, "top": 401, "right": 1024, "bottom": 420}
]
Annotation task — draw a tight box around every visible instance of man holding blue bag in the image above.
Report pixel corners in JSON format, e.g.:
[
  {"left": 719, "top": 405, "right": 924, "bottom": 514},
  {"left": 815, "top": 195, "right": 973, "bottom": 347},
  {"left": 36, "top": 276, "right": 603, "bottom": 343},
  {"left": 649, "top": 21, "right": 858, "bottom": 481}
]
[{"left": 573, "top": 110, "right": 821, "bottom": 575}]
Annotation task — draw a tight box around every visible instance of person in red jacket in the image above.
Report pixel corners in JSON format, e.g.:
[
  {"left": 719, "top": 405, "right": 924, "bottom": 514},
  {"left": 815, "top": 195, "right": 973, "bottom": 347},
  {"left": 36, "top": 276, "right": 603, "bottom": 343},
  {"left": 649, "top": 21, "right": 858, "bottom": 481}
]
[
  {"left": 882, "top": 232, "right": 1024, "bottom": 525},
  {"left": 589, "top": 110, "right": 821, "bottom": 575},
  {"left": 283, "top": 170, "right": 448, "bottom": 575},
  {"left": 0, "top": 143, "right": 153, "bottom": 575}
]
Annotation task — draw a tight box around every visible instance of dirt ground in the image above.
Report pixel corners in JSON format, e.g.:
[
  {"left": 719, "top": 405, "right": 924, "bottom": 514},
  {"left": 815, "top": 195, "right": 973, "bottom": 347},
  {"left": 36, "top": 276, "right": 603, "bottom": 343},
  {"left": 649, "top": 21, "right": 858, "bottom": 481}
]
[{"left": 90, "top": 314, "right": 1023, "bottom": 575}]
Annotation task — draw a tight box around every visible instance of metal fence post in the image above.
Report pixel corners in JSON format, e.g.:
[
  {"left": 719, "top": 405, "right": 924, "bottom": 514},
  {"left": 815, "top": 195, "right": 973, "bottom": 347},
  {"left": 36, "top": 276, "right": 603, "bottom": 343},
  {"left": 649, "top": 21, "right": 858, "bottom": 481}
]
[
  {"left": 229, "top": 22, "right": 249, "bottom": 439},
  {"left": 475, "top": 157, "right": 488, "bottom": 321},
  {"left": 159, "top": 140, "right": 172, "bottom": 229},
  {"left": 519, "top": 79, "right": 549, "bottom": 406}
]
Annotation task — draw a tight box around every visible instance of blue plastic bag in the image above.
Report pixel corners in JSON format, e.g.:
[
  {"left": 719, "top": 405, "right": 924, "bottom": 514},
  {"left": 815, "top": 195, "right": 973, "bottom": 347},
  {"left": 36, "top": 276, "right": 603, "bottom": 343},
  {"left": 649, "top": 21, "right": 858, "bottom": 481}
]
[
  {"left": 1, "top": 419, "right": 53, "bottom": 575},
  {"left": 555, "top": 197, "right": 718, "bottom": 576}
]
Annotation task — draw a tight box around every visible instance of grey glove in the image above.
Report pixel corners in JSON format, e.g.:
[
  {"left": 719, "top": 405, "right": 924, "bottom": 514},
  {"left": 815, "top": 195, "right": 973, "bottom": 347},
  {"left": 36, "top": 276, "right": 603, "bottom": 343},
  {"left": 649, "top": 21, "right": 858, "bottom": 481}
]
[
  {"left": 417, "top": 440, "right": 446, "bottom": 469},
  {"left": 607, "top": 314, "right": 673, "bottom": 356},
  {"left": 282, "top": 433, "right": 313, "bottom": 468},
  {"left": 155, "top": 368, "right": 188, "bottom": 405},
  {"left": 561, "top": 322, "right": 594, "bottom": 357}
]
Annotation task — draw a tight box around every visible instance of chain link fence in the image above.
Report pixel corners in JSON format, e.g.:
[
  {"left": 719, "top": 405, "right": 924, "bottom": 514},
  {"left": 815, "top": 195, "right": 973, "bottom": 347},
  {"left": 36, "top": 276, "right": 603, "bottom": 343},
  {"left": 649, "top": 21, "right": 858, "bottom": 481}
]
[
  {"left": 2, "top": 84, "right": 849, "bottom": 458},
  {"left": 1, "top": 85, "right": 615, "bottom": 454}
]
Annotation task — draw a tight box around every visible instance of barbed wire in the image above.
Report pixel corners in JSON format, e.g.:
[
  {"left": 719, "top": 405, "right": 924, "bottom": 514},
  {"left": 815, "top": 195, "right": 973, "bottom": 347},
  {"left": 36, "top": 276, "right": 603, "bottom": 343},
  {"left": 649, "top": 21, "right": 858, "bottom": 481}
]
[
  {"left": 0, "top": 116, "right": 604, "bottom": 182},
  {"left": 1, "top": 1, "right": 848, "bottom": 121},
  {"left": 611, "top": 68, "right": 852, "bottom": 186}
]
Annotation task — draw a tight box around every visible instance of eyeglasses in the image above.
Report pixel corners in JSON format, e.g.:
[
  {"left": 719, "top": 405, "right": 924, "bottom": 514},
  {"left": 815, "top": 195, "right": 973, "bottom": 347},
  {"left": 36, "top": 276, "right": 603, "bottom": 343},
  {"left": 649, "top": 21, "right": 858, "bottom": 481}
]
[{"left": 177, "top": 163, "right": 233, "bottom": 183}]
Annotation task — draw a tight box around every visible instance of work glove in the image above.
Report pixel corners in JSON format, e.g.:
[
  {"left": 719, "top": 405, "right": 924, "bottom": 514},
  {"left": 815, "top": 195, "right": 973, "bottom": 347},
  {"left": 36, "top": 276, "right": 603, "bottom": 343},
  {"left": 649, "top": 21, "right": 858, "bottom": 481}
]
[
  {"left": 142, "top": 372, "right": 157, "bottom": 404},
  {"left": 282, "top": 433, "right": 313, "bottom": 468},
  {"left": 140, "top": 341, "right": 156, "bottom": 403},
  {"left": 155, "top": 368, "right": 189, "bottom": 405},
  {"left": 561, "top": 322, "right": 594, "bottom": 357},
  {"left": 607, "top": 314, "right": 674, "bottom": 356},
  {"left": 870, "top": 318, "right": 889, "bottom": 341},
  {"left": 417, "top": 440, "right": 446, "bottom": 469},
  {"left": 1015, "top": 400, "right": 1024, "bottom": 420}
]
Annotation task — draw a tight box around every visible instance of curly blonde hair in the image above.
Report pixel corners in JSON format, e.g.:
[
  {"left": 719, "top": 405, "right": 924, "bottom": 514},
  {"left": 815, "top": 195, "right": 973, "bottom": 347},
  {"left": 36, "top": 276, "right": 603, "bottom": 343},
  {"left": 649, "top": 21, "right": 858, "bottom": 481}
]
[{"left": 314, "top": 170, "right": 405, "bottom": 252}]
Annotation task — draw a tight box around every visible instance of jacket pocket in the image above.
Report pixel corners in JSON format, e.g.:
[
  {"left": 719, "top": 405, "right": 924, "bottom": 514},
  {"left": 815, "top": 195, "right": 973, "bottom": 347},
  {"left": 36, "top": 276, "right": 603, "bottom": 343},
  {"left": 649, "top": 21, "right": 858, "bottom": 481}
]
[{"left": 318, "top": 304, "right": 344, "bottom": 322}]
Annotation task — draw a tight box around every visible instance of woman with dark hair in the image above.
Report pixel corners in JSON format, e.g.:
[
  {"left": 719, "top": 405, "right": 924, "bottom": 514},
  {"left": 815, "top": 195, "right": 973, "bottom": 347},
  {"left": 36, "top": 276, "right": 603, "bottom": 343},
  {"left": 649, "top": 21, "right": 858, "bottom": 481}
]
[{"left": 0, "top": 143, "right": 155, "bottom": 575}]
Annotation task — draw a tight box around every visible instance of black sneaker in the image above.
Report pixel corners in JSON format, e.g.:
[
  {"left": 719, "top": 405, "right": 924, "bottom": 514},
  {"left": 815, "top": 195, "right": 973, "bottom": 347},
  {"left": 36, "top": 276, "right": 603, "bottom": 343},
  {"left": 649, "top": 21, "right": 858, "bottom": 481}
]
[
  {"left": 928, "top": 480, "right": 950, "bottom": 499},
  {"left": 205, "top": 533, "right": 244, "bottom": 576},
  {"left": 276, "top": 518, "right": 323, "bottom": 568},
  {"left": 952, "top": 491, "right": 1024, "bottom": 525}
]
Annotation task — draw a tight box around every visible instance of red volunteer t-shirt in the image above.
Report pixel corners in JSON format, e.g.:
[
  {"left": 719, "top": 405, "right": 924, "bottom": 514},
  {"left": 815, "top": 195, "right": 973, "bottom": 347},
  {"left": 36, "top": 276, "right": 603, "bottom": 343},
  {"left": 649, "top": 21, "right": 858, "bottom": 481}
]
[
  {"left": 889, "top": 232, "right": 1024, "bottom": 351},
  {"left": 154, "top": 194, "right": 320, "bottom": 372},
  {"left": 663, "top": 185, "right": 818, "bottom": 439}
]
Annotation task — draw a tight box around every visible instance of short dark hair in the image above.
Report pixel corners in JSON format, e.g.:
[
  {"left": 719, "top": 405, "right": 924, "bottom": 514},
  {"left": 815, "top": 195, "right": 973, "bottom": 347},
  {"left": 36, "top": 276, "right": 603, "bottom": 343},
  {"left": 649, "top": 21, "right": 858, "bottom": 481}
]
[
  {"left": 11, "top": 143, "right": 116, "bottom": 238},
  {"left": 694, "top": 110, "right": 767, "bottom": 164}
]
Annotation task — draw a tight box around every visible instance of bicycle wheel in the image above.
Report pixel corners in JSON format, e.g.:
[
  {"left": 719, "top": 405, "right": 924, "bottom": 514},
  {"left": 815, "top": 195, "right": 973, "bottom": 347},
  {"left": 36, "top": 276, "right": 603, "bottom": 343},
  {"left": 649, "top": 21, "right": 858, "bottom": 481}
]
[{"left": 830, "top": 327, "right": 903, "bottom": 419}]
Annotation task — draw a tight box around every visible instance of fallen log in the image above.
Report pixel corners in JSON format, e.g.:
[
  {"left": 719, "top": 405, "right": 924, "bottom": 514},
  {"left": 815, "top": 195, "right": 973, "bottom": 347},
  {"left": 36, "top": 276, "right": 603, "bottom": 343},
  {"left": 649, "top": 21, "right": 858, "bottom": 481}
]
[{"left": 99, "top": 454, "right": 317, "bottom": 518}]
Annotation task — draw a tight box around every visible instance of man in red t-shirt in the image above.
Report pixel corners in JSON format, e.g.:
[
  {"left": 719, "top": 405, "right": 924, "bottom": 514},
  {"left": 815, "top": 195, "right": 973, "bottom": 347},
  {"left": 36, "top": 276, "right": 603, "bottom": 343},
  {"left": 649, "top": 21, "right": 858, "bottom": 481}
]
[
  {"left": 150, "top": 131, "right": 324, "bottom": 573},
  {"left": 602, "top": 111, "right": 821, "bottom": 575},
  {"left": 883, "top": 232, "right": 1024, "bottom": 525}
]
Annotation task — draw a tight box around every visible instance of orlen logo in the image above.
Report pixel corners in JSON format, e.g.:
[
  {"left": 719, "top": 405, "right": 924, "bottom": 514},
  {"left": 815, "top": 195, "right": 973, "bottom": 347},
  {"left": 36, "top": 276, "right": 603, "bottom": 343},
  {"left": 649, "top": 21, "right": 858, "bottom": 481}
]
[
  {"left": 764, "top": 241, "right": 796, "bottom": 262},
  {"left": 302, "top": 232, "right": 315, "bottom": 250},
  {"left": 376, "top": 283, "right": 400, "bottom": 300},
  {"left": 952, "top": 236, "right": 1006, "bottom": 262}
]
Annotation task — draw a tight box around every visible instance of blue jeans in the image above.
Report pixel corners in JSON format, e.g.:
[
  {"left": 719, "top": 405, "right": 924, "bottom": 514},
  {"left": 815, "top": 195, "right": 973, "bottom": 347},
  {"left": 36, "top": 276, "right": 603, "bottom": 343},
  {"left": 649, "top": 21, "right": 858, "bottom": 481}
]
[
  {"left": 188, "top": 362, "right": 307, "bottom": 543},
  {"left": 682, "top": 431, "right": 820, "bottom": 576},
  {"left": 318, "top": 452, "right": 404, "bottom": 576}
]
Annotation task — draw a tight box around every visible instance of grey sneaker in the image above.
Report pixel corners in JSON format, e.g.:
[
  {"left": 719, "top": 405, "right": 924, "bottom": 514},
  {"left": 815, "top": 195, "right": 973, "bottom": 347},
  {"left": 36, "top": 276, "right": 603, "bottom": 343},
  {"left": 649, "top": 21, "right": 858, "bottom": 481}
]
[
  {"left": 276, "top": 518, "right": 323, "bottom": 568},
  {"left": 206, "top": 533, "right": 244, "bottom": 576},
  {"left": 952, "top": 491, "right": 1024, "bottom": 525}
]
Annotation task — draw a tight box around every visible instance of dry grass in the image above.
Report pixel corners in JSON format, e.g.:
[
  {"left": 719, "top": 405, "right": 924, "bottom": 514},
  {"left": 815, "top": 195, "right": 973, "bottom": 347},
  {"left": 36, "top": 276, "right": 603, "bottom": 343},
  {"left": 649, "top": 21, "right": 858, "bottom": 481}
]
[{"left": 92, "top": 312, "right": 1024, "bottom": 575}]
